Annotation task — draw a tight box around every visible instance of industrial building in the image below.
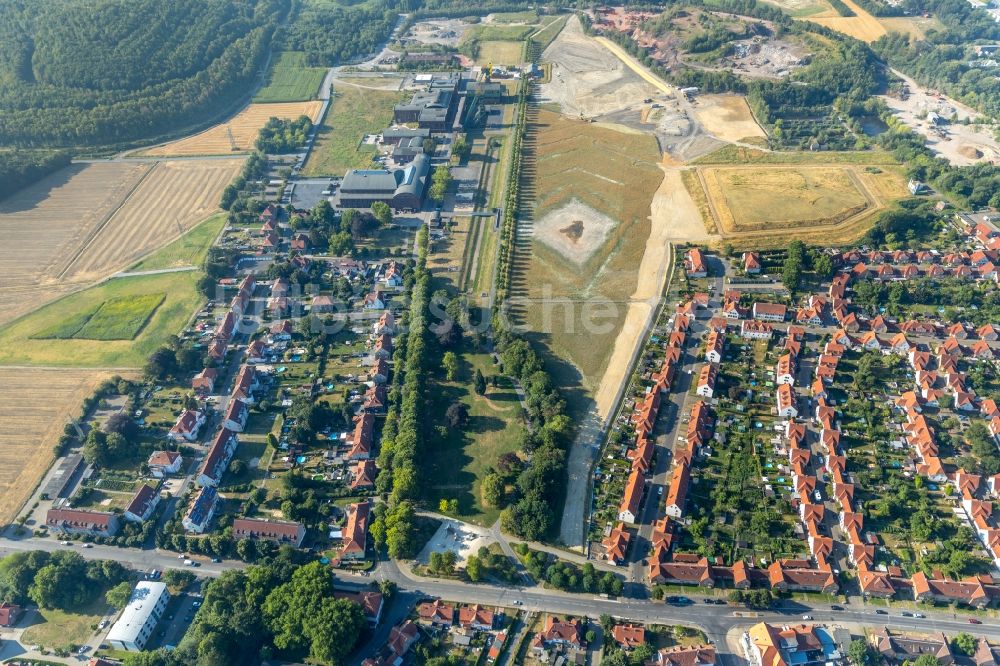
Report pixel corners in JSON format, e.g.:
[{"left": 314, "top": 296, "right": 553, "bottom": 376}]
[
  {"left": 340, "top": 153, "right": 430, "bottom": 210},
  {"left": 393, "top": 74, "right": 459, "bottom": 131},
  {"left": 106, "top": 581, "right": 170, "bottom": 652}
]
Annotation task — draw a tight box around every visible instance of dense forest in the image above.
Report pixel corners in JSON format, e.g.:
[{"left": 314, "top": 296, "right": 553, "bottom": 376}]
[
  {"left": 0, "top": 0, "right": 286, "bottom": 148},
  {"left": 286, "top": 0, "right": 403, "bottom": 66},
  {"left": 874, "top": 0, "right": 1000, "bottom": 117},
  {"left": 0, "top": 149, "right": 70, "bottom": 202}
]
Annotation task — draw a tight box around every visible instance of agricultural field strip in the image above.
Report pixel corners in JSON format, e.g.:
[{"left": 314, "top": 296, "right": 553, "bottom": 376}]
[
  {"left": 54, "top": 165, "right": 159, "bottom": 279},
  {"left": 0, "top": 368, "right": 124, "bottom": 526},
  {"left": 61, "top": 159, "right": 243, "bottom": 282},
  {"left": 140, "top": 101, "right": 324, "bottom": 157}
]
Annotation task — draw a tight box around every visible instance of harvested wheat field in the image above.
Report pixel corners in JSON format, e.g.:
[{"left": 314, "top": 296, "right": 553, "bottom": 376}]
[
  {"left": 0, "top": 159, "right": 239, "bottom": 327},
  {"left": 141, "top": 101, "right": 323, "bottom": 156},
  {"left": 693, "top": 95, "right": 767, "bottom": 143},
  {"left": 61, "top": 159, "right": 243, "bottom": 282},
  {"left": 809, "top": 0, "right": 886, "bottom": 41},
  {"left": 0, "top": 162, "right": 152, "bottom": 325},
  {"left": 0, "top": 368, "right": 122, "bottom": 526}
]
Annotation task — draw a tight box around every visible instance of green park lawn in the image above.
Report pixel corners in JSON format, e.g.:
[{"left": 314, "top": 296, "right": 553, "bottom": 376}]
[
  {"left": 130, "top": 213, "right": 226, "bottom": 272},
  {"left": 253, "top": 51, "right": 328, "bottom": 103},
  {"left": 20, "top": 597, "right": 110, "bottom": 651},
  {"left": 0, "top": 271, "right": 202, "bottom": 367},
  {"left": 425, "top": 346, "right": 526, "bottom": 525}
]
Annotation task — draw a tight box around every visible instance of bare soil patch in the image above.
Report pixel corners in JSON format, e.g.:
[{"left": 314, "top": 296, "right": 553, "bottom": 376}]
[
  {"left": 693, "top": 94, "right": 766, "bottom": 143},
  {"left": 402, "top": 18, "right": 470, "bottom": 48},
  {"left": 879, "top": 69, "right": 1000, "bottom": 166},
  {"left": 534, "top": 199, "right": 618, "bottom": 266},
  {"left": 540, "top": 15, "right": 657, "bottom": 118}
]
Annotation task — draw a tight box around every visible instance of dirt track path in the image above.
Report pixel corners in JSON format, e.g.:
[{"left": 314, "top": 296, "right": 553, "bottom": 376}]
[{"left": 560, "top": 164, "right": 706, "bottom": 548}]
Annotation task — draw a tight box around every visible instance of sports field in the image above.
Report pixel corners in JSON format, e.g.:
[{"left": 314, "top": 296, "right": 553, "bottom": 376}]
[
  {"left": 684, "top": 161, "right": 907, "bottom": 246},
  {"left": 301, "top": 82, "right": 406, "bottom": 176},
  {"left": 0, "top": 368, "right": 123, "bottom": 526},
  {"left": 0, "top": 271, "right": 201, "bottom": 367},
  {"left": 253, "top": 51, "right": 327, "bottom": 103},
  {"left": 476, "top": 41, "right": 526, "bottom": 66},
  {"left": 141, "top": 101, "right": 323, "bottom": 156}
]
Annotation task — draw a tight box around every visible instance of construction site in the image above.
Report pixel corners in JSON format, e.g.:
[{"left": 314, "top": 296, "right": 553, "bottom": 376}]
[{"left": 589, "top": 6, "right": 809, "bottom": 80}]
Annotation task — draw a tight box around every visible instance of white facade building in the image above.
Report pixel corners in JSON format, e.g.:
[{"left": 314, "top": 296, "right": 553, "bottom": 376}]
[{"left": 106, "top": 581, "right": 170, "bottom": 652}]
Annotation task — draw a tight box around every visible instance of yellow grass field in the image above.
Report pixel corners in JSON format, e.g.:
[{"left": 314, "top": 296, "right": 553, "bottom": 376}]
[
  {"left": 700, "top": 166, "right": 869, "bottom": 233},
  {"left": 684, "top": 162, "right": 907, "bottom": 247},
  {"left": 0, "top": 368, "right": 125, "bottom": 526},
  {"left": 0, "top": 162, "right": 151, "bottom": 325},
  {"left": 476, "top": 40, "right": 526, "bottom": 66},
  {"left": 140, "top": 101, "right": 324, "bottom": 156},
  {"left": 693, "top": 94, "right": 767, "bottom": 143},
  {"left": 0, "top": 159, "right": 240, "bottom": 327},
  {"left": 808, "top": 0, "right": 886, "bottom": 41}
]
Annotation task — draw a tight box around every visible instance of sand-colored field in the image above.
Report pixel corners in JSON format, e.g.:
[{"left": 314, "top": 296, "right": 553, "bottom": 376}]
[
  {"left": 693, "top": 95, "right": 767, "bottom": 143},
  {"left": 593, "top": 166, "right": 699, "bottom": 418},
  {"left": 62, "top": 159, "right": 242, "bottom": 282},
  {"left": 701, "top": 165, "right": 869, "bottom": 233},
  {"left": 684, "top": 162, "right": 907, "bottom": 247},
  {"left": 0, "top": 162, "right": 151, "bottom": 325},
  {"left": 809, "top": 0, "right": 886, "bottom": 41},
  {"left": 0, "top": 159, "right": 239, "bottom": 327},
  {"left": 539, "top": 15, "right": 658, "bottom": 117},
  {"left": 515, "top": 108, "right": 664, "bottom": 394},
  {"left": 141, "top": 101, "right": 324, "bottom": 157},
  {"left": 0, "top": 368, "right": 122, "bottom": 526},
  {"left": 877, "top": 15, "right": 941, "bottom": 38}
]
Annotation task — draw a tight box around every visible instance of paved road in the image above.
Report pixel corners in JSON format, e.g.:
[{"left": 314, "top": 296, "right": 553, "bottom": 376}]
[{"left": 5, "top": 536, "right": 1000, "bottom": 661}]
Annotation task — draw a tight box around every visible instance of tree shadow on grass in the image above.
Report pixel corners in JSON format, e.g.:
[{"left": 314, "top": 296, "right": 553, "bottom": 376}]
[{"left": 521, "top": 329, "right": 590, "bottom": 420}]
